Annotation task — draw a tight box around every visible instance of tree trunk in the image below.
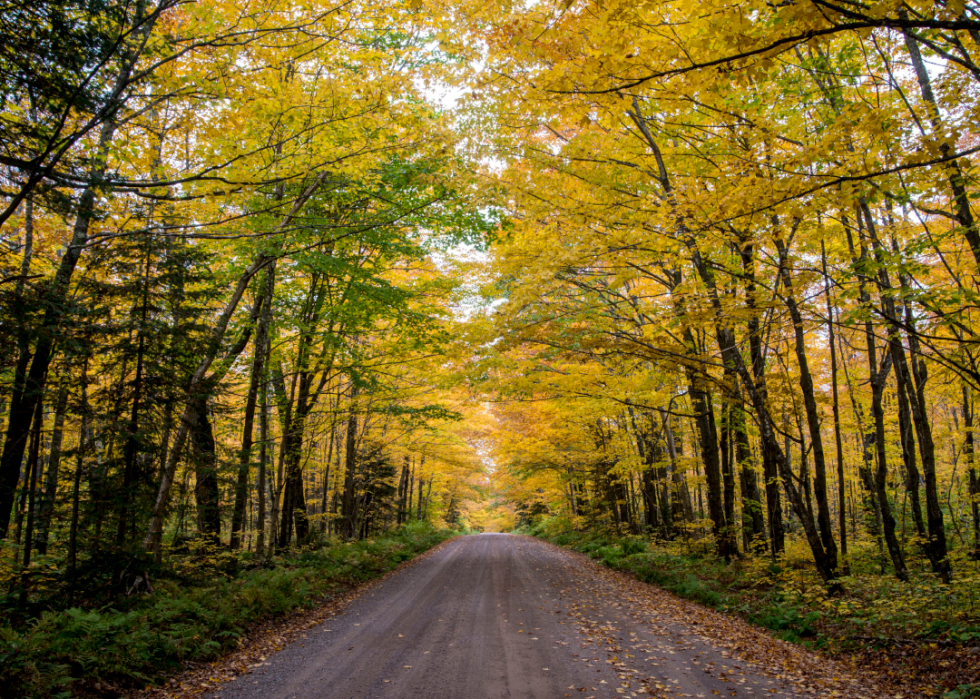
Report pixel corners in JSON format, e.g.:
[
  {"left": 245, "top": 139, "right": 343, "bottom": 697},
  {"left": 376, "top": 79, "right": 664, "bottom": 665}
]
[
  {"left": 189, "top": 396, "right": 221, "bottom": 541},
  {"left": 660, "top": 410, "right": 693, "bottom": 527},
  {"left": 822, "top": 241, "right": 848, "bottom": 570},
  {"left": 19, "top": 396, "right": 44, "bottom": 603},
  {"left": 738, "top": 236, "right": 783, "bottom": 555},
  {"left": 719, "top": 390, "right": 739, "bottom": 556},
  {"left": 733, "top": 397, "right": 766, "bottom": 551},
  {"left": 256, "top": 363, "right": 269, "bottom": 555},
  {"left": 397, "top": 457, "right": 409, "bottom": 525},
  {"left": 964, "top": 385, "right": 980, "bottom": 560},
  {"left": 68, "top": 358, "right": 90, "bottom": 603},
  {"left": 36, "top": 383, "right": 68, "bottom": 554},
  {"left": 118, "top": 252, "right": 151, "bottom": 548},
  {"left": 319, "top": 416, "right": 336, "bottom": 533},
  {"left": 341, "top": 384, "right": 360, "bottom": 538},
  {"left": 231, "top": 267, "right": 275, "bottom": 549},
  {"left": 685, "top": 369, "right": 732, "bottom": 560},
  {"left": 774, "top": 236, "right": 838, "bottom": 575}
]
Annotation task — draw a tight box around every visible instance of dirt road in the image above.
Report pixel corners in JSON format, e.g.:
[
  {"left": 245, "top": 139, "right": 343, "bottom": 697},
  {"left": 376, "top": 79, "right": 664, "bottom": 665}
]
[{"left": 212, "top": 534, "right": 879, "bottom": 699}]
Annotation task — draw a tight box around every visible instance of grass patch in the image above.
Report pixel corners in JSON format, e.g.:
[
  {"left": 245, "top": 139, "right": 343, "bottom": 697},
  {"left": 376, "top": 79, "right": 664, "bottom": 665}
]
[{"left": 0, "top": 523, "right": 454, "bottom": 698}]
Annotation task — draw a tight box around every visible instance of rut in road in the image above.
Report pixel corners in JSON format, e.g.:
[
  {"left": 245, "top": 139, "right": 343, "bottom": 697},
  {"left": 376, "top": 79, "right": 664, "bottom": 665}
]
[{"left": 211, "top": 534, "right": 882, "bottom": 699}]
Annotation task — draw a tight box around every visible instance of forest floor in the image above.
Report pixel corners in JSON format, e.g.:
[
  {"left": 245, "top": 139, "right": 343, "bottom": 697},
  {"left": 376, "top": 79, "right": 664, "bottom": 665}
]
[{"left": 195, "top": 534, "right": 885, "bottom": 699}]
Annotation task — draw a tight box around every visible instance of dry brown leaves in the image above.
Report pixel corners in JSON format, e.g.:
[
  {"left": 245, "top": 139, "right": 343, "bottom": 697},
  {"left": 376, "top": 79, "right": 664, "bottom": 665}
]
[
  {"left": 846, "top": 642, "right": 980, "bottom": 697},
  {"left": 533, "top": 538, "right": 896, "bottom": 699}
]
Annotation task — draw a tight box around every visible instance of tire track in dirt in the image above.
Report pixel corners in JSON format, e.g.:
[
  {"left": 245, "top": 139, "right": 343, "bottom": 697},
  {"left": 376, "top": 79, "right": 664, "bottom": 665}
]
[{"left": 205, "top": 534, "right": 884, "bottom": 699}]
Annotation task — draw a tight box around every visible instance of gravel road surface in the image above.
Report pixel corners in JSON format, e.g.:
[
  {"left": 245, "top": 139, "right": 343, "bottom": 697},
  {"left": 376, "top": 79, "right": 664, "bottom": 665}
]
[{"left": 211, "top": 534, "right": 879, "bottom": 699}]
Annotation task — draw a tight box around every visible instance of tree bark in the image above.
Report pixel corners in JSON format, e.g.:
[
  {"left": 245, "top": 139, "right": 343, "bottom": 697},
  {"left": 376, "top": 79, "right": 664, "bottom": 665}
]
[
  {"left": 231, "top": 267, "right": 275, "bottom": 549},
  {"left": 774, "top": 236, "right": 838, "bottom": 575},
  {"left": 822, "top": 241, "right": 848, "bottom": 569},
  {"left": 19, "top": 396, "right": 44, "bottom": 603},
  {"left": 341, "top": 384, "right": 360, "bottom": 538},
  {"left": 738, "top": 236, "right": 783, "bottom": 555},
  {"left": 36, "top": 383, "right": 68, "bottom": 554},
  {"left": 963, "top": 385, "right": 980, "bottom": 560},
  {"left": 189, "top": 395, "right": 221, "bottom": 540}
]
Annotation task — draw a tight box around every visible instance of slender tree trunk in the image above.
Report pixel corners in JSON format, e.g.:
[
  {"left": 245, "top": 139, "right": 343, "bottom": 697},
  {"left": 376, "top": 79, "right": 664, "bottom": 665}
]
[
  {"left": 397, "top": 456, "right": 409, "bottom": 525},
  {"left": 256, "top": 364, "right": 269, "bottom": 554},
  {"left": 733, "top": 396, "right": 766, "bottom": 551},
  {"left": 19, "top": 396, "right": 44, "bottom": 603},
  {"left": 424, "top": 478, "right": 433, "bottom": 521},
  {"left": 774, "top": 236, "right": 838, "bottom": 575},
  {"left": 719, "top": 394, "right": 738, "bottom": 556},
  {"left": 232, "top": 268, "right": 275, "bottom": 549},
  {"left": 660, "top": 409, "right": 693, "bottom": 527},
  {"left": 684, "top": 368, "right": 731, "bottom": 560},
  {"left": 822, "top": 241, "right": 848, "bottom": 570},
  {"left": 895, "top": 364, "right": 927, "bottom": 541},
  {"left": 117, "top": 255, "right": 151, "bottom": 548},
  {"left": 406, "top": 457, "right": 415, "bottom": 522},
  {"left": 964, "top": 385, "right": 980, "bottom": 560},
  {"left": 36, "top": 384, "right": 67, "bottom": 554},
  {"left": 739, "top": 236, "right": 783, "bottom": 554},
  {"left": 853, "top": 215, "right": 906, "bottom": 580},
  {"left": 67, "top": 358, "right": 90, "bottom": 603},
  {"left": 341, "top": 384, "right": 360, "bottom": 538},
  {"left": 319, "top": 416, "right": 336, "bottom": 533}
]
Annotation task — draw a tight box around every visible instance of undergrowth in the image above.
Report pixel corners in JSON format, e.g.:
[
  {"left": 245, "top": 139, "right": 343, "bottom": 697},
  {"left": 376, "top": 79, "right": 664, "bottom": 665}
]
[{"left": 0, "top": 523, "right": 453, "bottom": 699}]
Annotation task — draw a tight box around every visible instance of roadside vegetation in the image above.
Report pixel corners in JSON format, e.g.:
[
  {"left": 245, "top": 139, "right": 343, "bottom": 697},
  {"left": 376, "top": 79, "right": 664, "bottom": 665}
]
[{"left": 0, "top": 524, "right": 454, "bottom": 699}]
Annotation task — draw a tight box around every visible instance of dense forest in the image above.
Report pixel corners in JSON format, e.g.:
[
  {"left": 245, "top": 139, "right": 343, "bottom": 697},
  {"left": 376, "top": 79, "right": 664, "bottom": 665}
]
[
  {"left": 474, "top": 0, "right": 980, "bottom": 587},
  {"left": 2, "top": 0, "right": 980, "bottom": 695},
  {"left": 0, "top": 0, "right": 496, "bottom": 607}
]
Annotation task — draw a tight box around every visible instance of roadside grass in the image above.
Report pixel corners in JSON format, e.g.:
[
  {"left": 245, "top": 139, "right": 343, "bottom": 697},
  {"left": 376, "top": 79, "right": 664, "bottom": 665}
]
[
  {"left": 525, "top": 517, "right": 980, "bottom": 698},
  {"left": 0, "top": 523, "right": 454, "bottom": 699}
]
